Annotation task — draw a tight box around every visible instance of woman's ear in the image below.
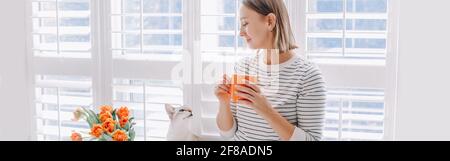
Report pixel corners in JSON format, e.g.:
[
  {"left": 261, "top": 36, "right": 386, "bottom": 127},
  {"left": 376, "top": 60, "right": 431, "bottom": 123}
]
[{"left": 267, "top": 13, "right": 277, "bottom": 32}]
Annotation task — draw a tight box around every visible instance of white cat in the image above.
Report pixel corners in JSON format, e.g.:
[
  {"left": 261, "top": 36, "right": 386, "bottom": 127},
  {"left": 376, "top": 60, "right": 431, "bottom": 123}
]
[{"left": 165, "top": 104, "right": 199, "bottom": 141}]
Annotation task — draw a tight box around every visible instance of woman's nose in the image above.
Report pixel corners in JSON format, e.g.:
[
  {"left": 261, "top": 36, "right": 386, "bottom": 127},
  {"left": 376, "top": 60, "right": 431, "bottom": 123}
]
[{"left": 239, "top": 29, "right": 246, "bottom": 37}]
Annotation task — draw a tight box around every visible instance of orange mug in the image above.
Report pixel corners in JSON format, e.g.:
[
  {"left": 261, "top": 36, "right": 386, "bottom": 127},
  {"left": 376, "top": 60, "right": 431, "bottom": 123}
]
[{"left": 230, "top": 74, "right": 258, "bottom": 103}]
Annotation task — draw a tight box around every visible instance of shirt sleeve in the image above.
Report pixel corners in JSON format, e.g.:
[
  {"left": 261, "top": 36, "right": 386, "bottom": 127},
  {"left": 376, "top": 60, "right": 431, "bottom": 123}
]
[{"left": 291, "top": 63, "right": 327, "bottom": 141}]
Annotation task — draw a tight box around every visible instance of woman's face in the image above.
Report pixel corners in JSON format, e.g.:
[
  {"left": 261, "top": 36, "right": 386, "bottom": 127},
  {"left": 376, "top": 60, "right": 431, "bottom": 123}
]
[{"left": 239, "top": 6, "right": 274, "bottom": 50}]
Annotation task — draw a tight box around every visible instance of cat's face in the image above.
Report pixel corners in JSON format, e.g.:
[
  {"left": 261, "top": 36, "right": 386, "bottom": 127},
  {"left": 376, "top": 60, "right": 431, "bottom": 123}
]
[
  {"left": 165, "top": 104, "right": 193, "bottom": 121},
  {"left": 165, "top": 104, "right": 197, "bottom": 141}
]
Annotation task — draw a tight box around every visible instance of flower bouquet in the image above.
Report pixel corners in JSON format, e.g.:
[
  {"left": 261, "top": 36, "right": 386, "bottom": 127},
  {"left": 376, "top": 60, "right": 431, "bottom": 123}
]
[{"left": 71, "top": 105, "right": 135, "bottom": 141}]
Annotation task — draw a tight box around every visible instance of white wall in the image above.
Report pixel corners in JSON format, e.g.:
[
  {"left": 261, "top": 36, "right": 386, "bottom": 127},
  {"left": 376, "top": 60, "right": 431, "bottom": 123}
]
[
  {"left": 0, "top": 0, "right": 31, "bottom": 140},
  {"left": 394, "top": 0, "right": 450, "bottom": 140}
]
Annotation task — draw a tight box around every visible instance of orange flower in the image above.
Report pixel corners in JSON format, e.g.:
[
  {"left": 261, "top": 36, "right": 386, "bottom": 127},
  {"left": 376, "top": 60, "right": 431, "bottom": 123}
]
[
  {"left": 119, "top": 116, "right": 129, "bottom": 128},
  {"left": 117, "top": 106, "right": 129, "bottom": 119},
  {"left": 102, "top": 118, "right": 116, "bottom": 133},
  {"left": 89, "top": 124, "right": 104, "bottom": 138},
  {"left": 71, "top": 132, "right": 82, "bottom": 141},
  {"left": 112, "top": 130, "right": 128, "bottom": 141},
  {"left": 99, "top": 105, "right": 113, "bottom": 115},
  {"left": 99, "top": 112, "right": 112, "bottom": 123}
]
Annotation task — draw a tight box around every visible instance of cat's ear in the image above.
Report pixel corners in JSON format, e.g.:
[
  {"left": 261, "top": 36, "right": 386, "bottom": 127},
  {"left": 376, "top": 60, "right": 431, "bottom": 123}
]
[{"left": 165, "top": 104, "right": 175, "bottom": 120}]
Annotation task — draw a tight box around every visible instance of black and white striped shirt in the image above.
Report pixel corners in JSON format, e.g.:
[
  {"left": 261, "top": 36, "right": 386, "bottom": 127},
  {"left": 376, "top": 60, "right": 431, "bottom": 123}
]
[{"left": 220, "top": 54, "right": 327, "bottom": 141}]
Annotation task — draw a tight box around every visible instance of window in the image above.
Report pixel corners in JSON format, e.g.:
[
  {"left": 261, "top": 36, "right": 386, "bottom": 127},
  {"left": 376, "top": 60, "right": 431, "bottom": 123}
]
[
  {"left": 110, "top": 0, "right": 184, "bottom": 141},
  {"left": 301, "top": 0, "right": 393, "bottom": 141},
  {"left": 31, "top": 0, "right": 91, "bottom": 58},
  {"left": 30, "top": 0, "right": 184, "bottom": 141},
  {"left": 35, "top": 75, "right": 92, "bottom": 140},
  {"left": 29, "top": 0, "right": 397, "bottom": 141},
  {"left": 111, "top": 0, "right": 183, "bottom": 58},
  {"left": 324, "top": 88, "right": 385, "bottom": 141},
  {"left": 305, "top": 0, "right": 388, "bottom": 63},
  {"left": 31, "top": 0, "right": 93, "bottom": 141}
]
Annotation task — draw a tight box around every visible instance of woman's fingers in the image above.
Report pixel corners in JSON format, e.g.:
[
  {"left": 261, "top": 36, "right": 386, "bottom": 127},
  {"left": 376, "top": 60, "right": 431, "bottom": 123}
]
[
  {"left": 216, "top": 84, "right": 230, "bottom": 94},
  {"left": 223, "top": 74, "right": 231, "bottom": 84},
  {"left": 237, "top": 99, "right": 253, "bottom": 107},
  {"left": 243, "top": 81, "right": 261, "bottom": 94},
  {"left": 216, "top": 75, "right": 230, "bottom": 88},
  {"left": 236, "top": 92, "right": 255, "bottom": 101},
  {"left": 236, "top": 84, "right": 258, "bottom": 97},
  {"left": 217, "top": 88, "right": 228, "bottom": 95},
  {"left": 219, "top": 84, "right": 230, "bottom": 92}
]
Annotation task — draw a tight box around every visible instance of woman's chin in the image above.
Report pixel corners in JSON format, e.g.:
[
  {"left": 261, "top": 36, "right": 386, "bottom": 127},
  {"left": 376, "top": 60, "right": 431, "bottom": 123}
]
[
  {"left": 246, "top": 43, "right": 269, "bottom": 51},
  {"left": 247, "top": 44, "right": 260, "bottom": 50}
]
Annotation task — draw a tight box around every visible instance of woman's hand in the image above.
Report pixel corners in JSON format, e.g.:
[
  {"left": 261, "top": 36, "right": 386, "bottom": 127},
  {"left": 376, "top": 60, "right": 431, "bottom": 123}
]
[
  {"left": 214, "top": 75, "right": 231, "bottom": 104},
  {"left": 236, "top": 82, "right": 296, "bottom": 141},
  {"left": 215, "top": 75, "right": 235, "bottom": 134},
  {"left": 235, "top": 82, "right": 273, "bottom": 115}
]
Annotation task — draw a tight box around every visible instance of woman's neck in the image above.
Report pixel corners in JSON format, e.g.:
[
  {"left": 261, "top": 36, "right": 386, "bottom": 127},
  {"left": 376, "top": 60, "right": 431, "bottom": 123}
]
[{"left": 262, "top": 50, "right": 294, "bottom": 65}]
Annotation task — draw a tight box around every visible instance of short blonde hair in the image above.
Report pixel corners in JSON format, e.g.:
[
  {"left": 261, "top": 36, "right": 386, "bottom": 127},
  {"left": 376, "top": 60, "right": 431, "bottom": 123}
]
[{"left": 242, "top": 0, "right": 298, "bottom": 53}]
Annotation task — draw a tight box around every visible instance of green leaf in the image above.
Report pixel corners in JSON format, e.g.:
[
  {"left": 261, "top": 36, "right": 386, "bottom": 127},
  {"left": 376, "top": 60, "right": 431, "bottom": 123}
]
[
  {"left": 129, "top": 129, "right": 135, "bottom": 141},
  {"left": 91, "top": 112, "right": 101, "bottom": 124},
  {"left": 86, "top": 108, "right": 99, "bottom": 122},
  {"left": 124, "top": 122, "right": 130, "bottom": 131},
  {"left": 127, "top": 117, "right": 135, "bottom": 129},
  {"left": 129, "top": 122, "right": 136, "bottom": 129},
  {"left": 82, "top": 112, "right": 95, "bottom": 128},
  {"left": 112, "top": 109, "right": 117, "bottom": 121},
  {"left": 101, "top": 133, "right": 112, "bottom": 141},
  {"left": 81, "top": 107, "right": 98, "bottom": 124},
  {"left": 81, "top": 107, "right": 92, "bottom": 116},
  {"left": 86, "top": 118, "right": 94, "bottom": 128},
  {"left": 115, "top": 122, "right": 121, "bottom": 130}
]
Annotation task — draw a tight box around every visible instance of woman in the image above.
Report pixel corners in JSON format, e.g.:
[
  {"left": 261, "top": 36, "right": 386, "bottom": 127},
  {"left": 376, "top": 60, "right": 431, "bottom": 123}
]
[{"left": 214, "top": 0, "right": 326, "bottom": 141}]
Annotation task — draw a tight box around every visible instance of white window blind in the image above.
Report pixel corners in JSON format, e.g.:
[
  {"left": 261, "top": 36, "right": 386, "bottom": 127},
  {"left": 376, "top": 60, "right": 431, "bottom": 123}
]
[
  {"left": 111, "top": 0, "right": 183, "bottom": 59},
  {"left": 301, "top": 0, "right": 391, "bottom": 141},
  {"left": 31, "top": 0, "right": 94, "bottom": 141},
  {"left": 35, "top": 75, "right": 92, "bottom": 140},
  {"left": 32, "top": 0, "right": 91, "bottom": 58},
  {"left": 324, "top": 88, "right": 385, "bottom": 141},
  {"left": 110, "top": 0, "right": 184, "bottom": 141},
  {"left": 305, "top": 0, "right": 388, "bottom": 62}
]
